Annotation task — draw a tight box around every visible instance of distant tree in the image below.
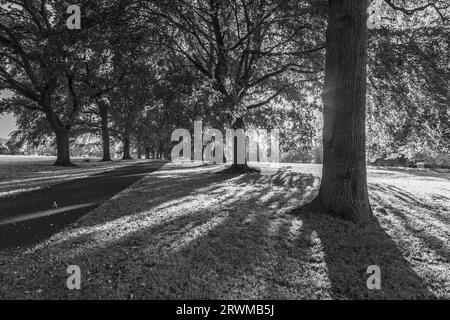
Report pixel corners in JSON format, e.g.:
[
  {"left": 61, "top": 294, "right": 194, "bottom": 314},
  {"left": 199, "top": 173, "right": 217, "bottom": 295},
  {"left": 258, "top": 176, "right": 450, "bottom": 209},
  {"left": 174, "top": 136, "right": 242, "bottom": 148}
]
[
  {"left": 0, "top": 0, "right": 138, "bottom": 165},
  {"left": 74, "top": 1, "right": 143, "bottom": 161},
  {"left": 0, "top": 138, "right": 9, "bottom": 154},
  {"left": 140, "top": 0, "right": 324, "bottom": 170},
  {"left": 109, "top": 63, "right": 155, "bottom": 160},
  {"left": 77, "top": 49, "right": 126, "bottom": 162}
]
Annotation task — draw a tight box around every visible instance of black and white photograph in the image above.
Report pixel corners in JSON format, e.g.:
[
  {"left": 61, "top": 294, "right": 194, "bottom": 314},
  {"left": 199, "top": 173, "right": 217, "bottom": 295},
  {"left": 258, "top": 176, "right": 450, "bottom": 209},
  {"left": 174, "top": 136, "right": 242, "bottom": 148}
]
[{"left": 0, "top": 0, "right": 449, "bottom": 307}]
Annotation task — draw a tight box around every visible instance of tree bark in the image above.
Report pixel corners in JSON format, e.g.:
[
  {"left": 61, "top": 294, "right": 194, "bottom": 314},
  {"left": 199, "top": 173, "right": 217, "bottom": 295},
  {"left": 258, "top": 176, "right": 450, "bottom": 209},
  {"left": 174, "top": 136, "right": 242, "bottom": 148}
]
[
  {"left": 122, "top": 135, "right": 133, "bottom": 160},
  {"left": 99, "top": 103, "right": 112, "bottom": 162},
  {"left": 305, "top": 0, "right": 371, "bottom": 224},
  {"left": 229, "top": 116, "right": 251, "bottom": 171},
  {"left": 45, "top": 108, "right": 73, "bottom": 167},
  {"left": 54, "top": 128, "right": 72, "bottom": 166}
]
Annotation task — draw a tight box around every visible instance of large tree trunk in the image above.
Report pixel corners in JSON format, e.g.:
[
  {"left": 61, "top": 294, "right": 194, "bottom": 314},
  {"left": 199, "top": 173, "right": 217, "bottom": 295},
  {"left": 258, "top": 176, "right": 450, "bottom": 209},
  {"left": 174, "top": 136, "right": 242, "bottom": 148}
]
[
  {"left": 45, "top": 109, "right": 73, "bottom": 167},
  {"left": 122, "top": 134, "right": 133, "bottom": 160},
  {"left": 99, "top": 103, "right": 112, "bottom": 162},
  {"left": 54, "top": 127, "right": 72, "bottom": 166},
  {"left": 305, "top": 0, "right": 371, "bottom": 224}
]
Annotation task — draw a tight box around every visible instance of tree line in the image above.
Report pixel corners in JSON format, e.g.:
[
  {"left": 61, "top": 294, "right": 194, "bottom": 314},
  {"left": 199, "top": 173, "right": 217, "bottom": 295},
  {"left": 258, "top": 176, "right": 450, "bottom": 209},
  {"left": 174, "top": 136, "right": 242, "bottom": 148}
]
[{"left": 1, "top": 0, "right": 448, "bottom": 223}]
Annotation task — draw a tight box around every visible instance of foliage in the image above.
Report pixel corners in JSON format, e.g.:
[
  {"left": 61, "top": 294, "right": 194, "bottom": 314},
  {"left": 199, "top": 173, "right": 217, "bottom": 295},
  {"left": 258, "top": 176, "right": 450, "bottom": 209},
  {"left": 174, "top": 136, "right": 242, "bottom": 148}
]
[
  {"left": 366, "top": 3, "right": 449, "bottom": 165},
  {"left": 1, "top": 0, "right": 448, "bottom": 166}
]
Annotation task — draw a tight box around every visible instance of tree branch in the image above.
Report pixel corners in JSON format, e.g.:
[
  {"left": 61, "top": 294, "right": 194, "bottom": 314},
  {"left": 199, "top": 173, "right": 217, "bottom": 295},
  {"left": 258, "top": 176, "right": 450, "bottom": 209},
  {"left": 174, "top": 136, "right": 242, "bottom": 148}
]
[{"left": 246, "top": 86, "right": 288, "bottom": 110}]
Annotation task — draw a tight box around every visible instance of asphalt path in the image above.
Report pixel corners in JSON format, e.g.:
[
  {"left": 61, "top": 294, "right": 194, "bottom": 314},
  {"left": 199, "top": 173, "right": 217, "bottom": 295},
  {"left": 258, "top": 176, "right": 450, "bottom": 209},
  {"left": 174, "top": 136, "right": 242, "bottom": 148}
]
[{"left": 0, "top": 160, "right": 167, "bottom": 250}]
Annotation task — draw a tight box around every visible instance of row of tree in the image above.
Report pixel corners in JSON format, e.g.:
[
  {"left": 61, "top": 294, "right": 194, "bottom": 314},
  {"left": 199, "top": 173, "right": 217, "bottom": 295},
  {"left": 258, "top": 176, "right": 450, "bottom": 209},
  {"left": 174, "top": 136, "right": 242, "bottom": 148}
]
[{"left": 1, "top": 0, "right": 448, "bottom": 223}]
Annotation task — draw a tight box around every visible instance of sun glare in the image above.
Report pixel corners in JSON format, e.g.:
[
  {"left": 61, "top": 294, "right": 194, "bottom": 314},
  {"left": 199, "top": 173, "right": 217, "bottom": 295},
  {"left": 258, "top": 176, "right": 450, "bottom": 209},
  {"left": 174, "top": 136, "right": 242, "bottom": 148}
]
[{"left": 306, "top": 95, "right": 315, "bottom": 104}]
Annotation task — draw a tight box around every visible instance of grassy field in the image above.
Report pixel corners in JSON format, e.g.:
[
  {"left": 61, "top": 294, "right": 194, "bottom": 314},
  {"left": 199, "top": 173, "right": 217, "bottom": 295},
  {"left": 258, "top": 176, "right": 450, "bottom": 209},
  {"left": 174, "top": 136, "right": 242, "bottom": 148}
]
[
  {"left": 0, "top": 162, "right": 448, "bottom": 299},
  {"left": 0, "top": 155, "right": 147, "bottom": 199}
]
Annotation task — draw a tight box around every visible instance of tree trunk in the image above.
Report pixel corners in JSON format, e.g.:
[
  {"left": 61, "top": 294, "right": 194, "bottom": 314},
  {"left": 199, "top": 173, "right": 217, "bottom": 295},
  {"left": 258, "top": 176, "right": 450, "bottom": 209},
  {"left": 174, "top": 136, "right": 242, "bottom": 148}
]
[
  {"left": 136, "top": 134, "right": 142, "bottom": 159},
  {"left": 164, "top": 148, "right": 171, "bottom": 161},
  {"left": 306, "top": 0, "right": 371, "bottom": 224},
  {"left": 122, "top": 135, "right": 133, "bottom": 160},
  {"left": 145, "top": 146, "right": 151, "bottom": 159},
  {"left": 229, "top": 116, "right": 251, "bottom": 171},
  {"left": 45, "top": 108, "right": 73, "bottom": 167},
  {"left": 54, "top": 128, "right": 72, "bottom": 166},
  {"left": 99, "top": 103, "right": 112, "bottom": 162}
]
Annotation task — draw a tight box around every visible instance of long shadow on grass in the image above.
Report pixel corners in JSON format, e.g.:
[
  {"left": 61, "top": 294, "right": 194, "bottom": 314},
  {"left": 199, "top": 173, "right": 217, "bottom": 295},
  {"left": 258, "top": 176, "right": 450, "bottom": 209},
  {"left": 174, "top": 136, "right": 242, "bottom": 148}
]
[
  {"left": 293, "top": 194, "right": 436, "bottom": 299},
  {"left": 74, "top": 165, "right": 251, "bottom": 229},
  {"left": 3, "top": 169, "right": 322, "bottom": 299},
  {"left": 371, "top": 183, "right": 450, "bottom": 226},
  {"left": 370, "top": 183, "right": 449, "bottom": 263},
  {"left": 102, "top": 171, "right": 321, "bottom": 299},
  {"left": 1, "top": 168, "right": 438, "bottom": 299}
]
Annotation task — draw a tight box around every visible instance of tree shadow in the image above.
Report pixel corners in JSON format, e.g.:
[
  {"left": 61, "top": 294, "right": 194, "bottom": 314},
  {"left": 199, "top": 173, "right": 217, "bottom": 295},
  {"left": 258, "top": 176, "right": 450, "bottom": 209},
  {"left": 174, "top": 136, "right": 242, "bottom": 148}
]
[
  {"left": 0, "top": 167, "right": 443, "bottom": 299},
  {"left": 295, "top": 208, "right": 435, "bottom": 299},
  {"left": 1, "top": 170, "right": 322, "bottom": 299},
  {"left": 291, "top": 176, "right": 447, "bottom": 299},
  {"left": 370, "top": 183, "right": 449, "bottom": 262}
]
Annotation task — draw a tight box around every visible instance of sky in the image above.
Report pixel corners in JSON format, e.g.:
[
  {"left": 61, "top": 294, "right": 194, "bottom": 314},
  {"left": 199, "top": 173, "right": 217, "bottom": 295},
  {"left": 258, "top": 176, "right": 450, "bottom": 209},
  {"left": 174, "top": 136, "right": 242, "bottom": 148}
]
[{"left": 0, "top": 90, "right": 17, "bottom": 140}]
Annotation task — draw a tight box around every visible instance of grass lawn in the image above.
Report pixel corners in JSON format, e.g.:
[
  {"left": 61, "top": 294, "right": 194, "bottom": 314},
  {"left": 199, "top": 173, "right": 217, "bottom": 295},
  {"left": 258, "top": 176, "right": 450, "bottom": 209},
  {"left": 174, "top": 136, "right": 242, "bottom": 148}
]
[
  {"left": 0, "top": 163, "right": 448, "bottom": 299},
  {"left": 0, "top": 155, "right": 148, "bottom": 199}
]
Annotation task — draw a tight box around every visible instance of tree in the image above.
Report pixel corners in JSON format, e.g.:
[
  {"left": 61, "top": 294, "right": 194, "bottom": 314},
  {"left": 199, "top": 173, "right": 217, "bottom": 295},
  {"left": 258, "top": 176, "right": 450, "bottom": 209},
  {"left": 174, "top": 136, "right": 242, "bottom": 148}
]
[
  {"left": 140, "top": 0, "right": 324, "bottom": 170},
  {"left": 0, "top": 0, "right": 135, "bottom": 165},
  {"left": 78, "top": 49, "right": 126, "bottom": 162},
  {"left": 0, "top": 138, "right": 9, "bottom": 154},
  {"left": 75, "top": 0, "right": 143, "bottom": 161},
  {"left": 302, "top": 0, "right": 448, "bottom": 224},
  {"left": 97, "top": 97, "right": 113, "bottom": 161},
  {"left": 110, "top": 65, "right": 153, "bottom": 160},
  {"left": 0, "top": 1, "right": 82, "bottom": 165},
  {"left": 301, "top": 0, "right": 371, "bottom": 224}
]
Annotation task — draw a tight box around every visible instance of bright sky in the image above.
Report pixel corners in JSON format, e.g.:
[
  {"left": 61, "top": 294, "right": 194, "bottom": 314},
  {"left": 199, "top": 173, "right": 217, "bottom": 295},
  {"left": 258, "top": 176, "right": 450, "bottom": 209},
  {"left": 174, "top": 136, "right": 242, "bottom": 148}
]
[{"left": 0, "top": 90, "right": 17, "bottom": 139}]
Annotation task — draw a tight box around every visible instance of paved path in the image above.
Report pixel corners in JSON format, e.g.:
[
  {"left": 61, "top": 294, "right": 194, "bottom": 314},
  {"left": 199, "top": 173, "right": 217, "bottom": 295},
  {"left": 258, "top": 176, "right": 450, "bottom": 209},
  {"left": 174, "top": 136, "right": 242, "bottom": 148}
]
[{"left": 0, "top": 161, "right": 167, "bottom": 250}]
